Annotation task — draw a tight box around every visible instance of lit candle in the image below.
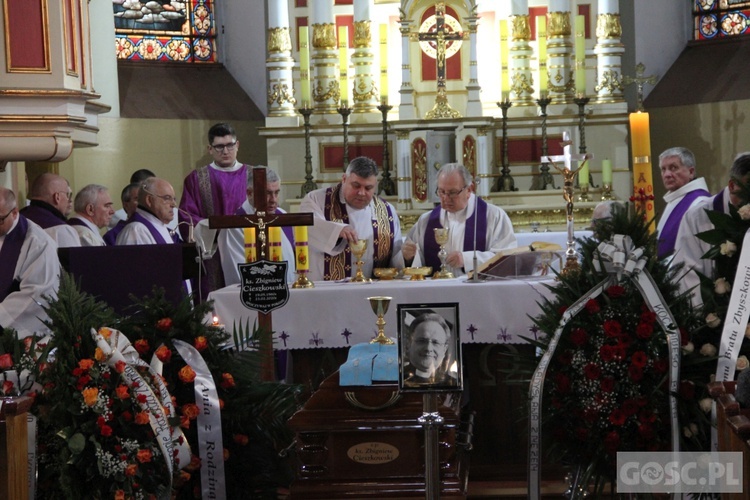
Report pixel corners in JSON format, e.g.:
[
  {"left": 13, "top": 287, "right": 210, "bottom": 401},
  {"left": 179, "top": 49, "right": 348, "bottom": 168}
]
[
  {"left": 537, "top": 15, "right": 547, "bottom": 96},
  {"left": 338, "top": 26, "right": 349, "bottom": 106},
  {"left": 575, "top": 15, "right": 586, "bottom": 95},
  {"left": 601, "top": 158, "right": 613, "bottom": 184},
  {"left": 269, "top": 227, "right": 282, "bottom": 261},
  {"left": 578, "top": 160, "right": 589, "bottom": 187},
  {"left": 294, "top": 226, "right": 309, "bottom": 271},
  {"left": 380, "top": 24, "right": 388, "bottom": 104},
  {"left": 299, "top": 26, "right": 311, "bottom": 107},
  {"left": 629, "top": 111, "right": 655, "bottom": 231},
  {"left": 500, "top": 20, "right": 510, "bottom": 100},
  {"left": 243, "top": 227, "right": 256, "bottom": 262}
]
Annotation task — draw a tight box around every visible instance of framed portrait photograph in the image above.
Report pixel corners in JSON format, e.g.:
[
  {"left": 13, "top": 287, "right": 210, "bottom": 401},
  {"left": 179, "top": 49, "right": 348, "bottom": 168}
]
[{"left": 397, "top": 302, "right": 462, "bottom": 392}]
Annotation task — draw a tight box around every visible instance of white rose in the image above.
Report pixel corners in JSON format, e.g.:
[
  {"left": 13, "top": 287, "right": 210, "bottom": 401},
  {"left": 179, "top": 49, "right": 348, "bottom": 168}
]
[
  {"left": 682, "top": 341, "right": 695, "bottom": 354},
  {"left": 699, "top": 398, "right": 713, "bottom": 413},
  {"left": 720, "top": 241, "right": 737, "bottom": 257},
  {"left": 739, "top": 204, "right": 750, "bottom": 220},
  {"left": 700, "top": 343, "right": 717, "bottom": 357},
  {"left": 714, "top": 277, "right": 731, "bottom": 295},
  {"left": 706, "top": 313, "right": 722, "bottom": 328},
  {"left": 737, "top": 355, "right": 749, "bottom": 371}
]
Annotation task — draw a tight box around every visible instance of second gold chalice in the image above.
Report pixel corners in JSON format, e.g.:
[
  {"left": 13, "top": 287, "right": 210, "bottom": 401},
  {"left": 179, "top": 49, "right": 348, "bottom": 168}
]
[
  {"left": 368, "top": 296, "right": 394, "bottom": 345},
  {"left": 433, "top": 228, "right": 454, "bottom": 279},
  {"left": 350, "top": 239, "right": 372, "bottom": 283}
]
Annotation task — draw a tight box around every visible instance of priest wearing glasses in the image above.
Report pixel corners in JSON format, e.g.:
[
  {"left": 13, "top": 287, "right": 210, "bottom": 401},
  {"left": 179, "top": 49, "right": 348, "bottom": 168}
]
[
  {"left": 403, "top": 163, "right": 516, "bottom": 276},
  {"left": 116, "top": 177, "right": 181, "bottom": 245}
]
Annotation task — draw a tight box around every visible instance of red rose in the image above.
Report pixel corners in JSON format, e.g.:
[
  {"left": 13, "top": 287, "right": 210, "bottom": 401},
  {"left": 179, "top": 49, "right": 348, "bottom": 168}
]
[
  {"left": 156, "top": 318, "right": 173, "bottom": 332},
  {"left": 679, "top": 327, "right": 690, "bottom": 346},
  {"left": 114, "top": 360, "right": 126, "bottom": 374},
  {"left": 220, "top": 373, "right": 236, "bottom": 389},
  {"left": 134, "top": 339, "right": 150, "bottom": 355},
  {"left": 609, "top": 408, "right": 627, "bottom": 426},
  {"left": 0, "top": 353, "right": 13, "bottom": 370},
  {"left": 653, "top": 359, "right": 668, "bottom": 373},
  {"left": 603, "top": 320, "right": 622, "bottom": 338},
  {"left": 136, "top": 449, "right": 153, "bottom": 463},
  {"left": 606, "top": 285, "right": 626, "bottom": 298},
  {"left": 233, "top": 434, "right": 249, "bottom": 446},
  {"left": 584, "top": 363, "right": 601, "bottom": 380},
  {"left": 585, "top": 299, "right": 600, "bottom": 314},
  {"left": 194, "top": 336, "right": 208, "bottom": 352},
  {"left": 628, "top": 365, "right": 644, "bottom": 382},
  {"left": 599, "top": 344, "right": 616, "bottom": 362},
  {"left": 100, "top": 425, "right": 113, "bottom": 437},
  {"left": 154, "top": 345, "right": 172, "bottom": 363},
  {"left": 570, "top": 328, "right": 588, "bottom": 346},
  {"left": 636, "top": 322, "right": 652, "bottom": 340},
  {"left": 631, "top": 350, "right": 648, "bottom": 368},
  {"left": 2, "top": 380, "right": 14, "bottom": 394},
  {"left": 116, "top": 385, "right": 130, "bottom": 399},
  {"left": 179, "top": 365, "right": 196, "bottom": 384}
]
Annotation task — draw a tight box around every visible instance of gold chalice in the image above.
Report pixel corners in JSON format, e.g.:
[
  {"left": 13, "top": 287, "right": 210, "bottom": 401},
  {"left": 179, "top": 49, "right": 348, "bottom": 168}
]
[
  {"left": 433, "top": 228, "right": 454, "bottom": 279},
  {"left": 403, "top": 266, "right": 432, "bottom": 281},
  {"left": 368, "top": 296, "right": 394, "bottom": 345},
  {"left": 374, "top": 268, "right": 398, "bottom": 280},
  {"left": 349, "top": 239, "right": 371, "bottom": 283}
]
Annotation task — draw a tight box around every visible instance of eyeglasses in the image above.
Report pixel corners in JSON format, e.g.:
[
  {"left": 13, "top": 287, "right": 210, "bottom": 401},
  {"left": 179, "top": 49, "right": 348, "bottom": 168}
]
[
  {"left": 413, "top": 338, "right": 447, "bottom": 348},
  {"left": 211, "top": 141, "right": 237, "bottom": 153},
  {"left": 143, "top": 187, "right": 176, "bottom": 204},
  {"left": 435, "top": 186, "right": 467, "bottom": 199},
  {"left": 56, "top": 191, "right": 73, "bottom": 200},
  {"left": 0, "top": 208, "right": 15, "bottom": 224}
]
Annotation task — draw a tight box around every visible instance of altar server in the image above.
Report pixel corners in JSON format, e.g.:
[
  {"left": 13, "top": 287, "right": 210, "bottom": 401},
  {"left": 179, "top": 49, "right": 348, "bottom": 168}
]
[
  {"left": 68, "top": 184, "right": 115, "bottom": 246},
  {"left": 403, "top": 163, "right": 516, "bottom": 276},
  {"left": 300, "top": 156, "right": 404, "bottom": 281},
  {"left": 20, "top": 172, "right": 81, "bottom": 247},
  {"left": 219, "top": 166, "right": 296, "bottom": 284},
  {"left": 0, "top": 187, "right": 60, "bottom": 337},
  {"left": 116, "top": 177, "right": 181, "bottom": 245},
  {"left": 673, "top": 152, "right": 750, "bottom": 307},
  {"left": 656, "top": 147, "right": 710, "bottom": 258}
]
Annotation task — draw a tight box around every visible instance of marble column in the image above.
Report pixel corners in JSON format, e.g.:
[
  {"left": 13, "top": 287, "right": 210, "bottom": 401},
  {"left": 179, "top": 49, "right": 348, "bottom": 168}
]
[
  {"left": 396, "top": 130, "right": 413, "bottom": 209},
  {"left": 351, "top": 0, "right": 378, "bottom": 113},
  {"left": 267, "top": 0, "right": 296, "bottom": 117},
  {"left": 510, "top": 0, "right": 534, "bottom": 106},
  {"left": 594, "top": 0, "right": 624, "bottom": 103},
  {"left": 398, "top": 17, "right": 416, "bottom": 120},
  {"left": 465, "top": 13, "right": 482, "bottom": 116},
  {"left": 547, "top": 0, "right": 573, "bottom": 104},
  {"left": 311, "top": 1, "right": 339, "bottom": 113}
]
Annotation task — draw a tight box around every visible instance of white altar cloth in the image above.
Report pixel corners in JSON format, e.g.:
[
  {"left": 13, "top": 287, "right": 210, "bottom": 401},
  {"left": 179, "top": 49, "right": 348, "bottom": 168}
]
[{"left": 208, "top": 277, "right": 555, "bottom": 350}]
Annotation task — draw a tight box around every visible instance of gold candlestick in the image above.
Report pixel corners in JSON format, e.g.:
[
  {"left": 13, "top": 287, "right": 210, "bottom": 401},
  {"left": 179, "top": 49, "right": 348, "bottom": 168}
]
[
  {"left": 292, "top": 269, "right": 314, "bottom": 289},
  {"left": 350, "top": 239, "right": 372, "bottom": 283},
  {"left": 368, "top": 296, "right": 394, "bottom": 345},
  {"left": 433, "top": 228, "right": 454, "bottom": 279}
]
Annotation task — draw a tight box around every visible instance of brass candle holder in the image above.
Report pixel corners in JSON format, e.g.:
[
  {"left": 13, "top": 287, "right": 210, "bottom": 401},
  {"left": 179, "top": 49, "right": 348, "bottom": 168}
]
[
  {"left": 368, "top": 296, "right": 394, "bottom": 345},
  {"left": 292, "top": 269, "right": 314, "bottom": 289},
  {"left": 601, "top": 183, "right": 614, "bottom": 201},
  {"left": 433, "top": 228, "right": 454, "bottom": 279},
  {"left": 350, "top": 239, "right": 371, "bottom": 283}
]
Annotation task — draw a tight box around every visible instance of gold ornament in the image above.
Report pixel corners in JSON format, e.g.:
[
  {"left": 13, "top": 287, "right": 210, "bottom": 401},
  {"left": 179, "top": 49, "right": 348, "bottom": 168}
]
[
  {"left": 511, "top": 15, "right": 531, "bottom": 41},
  {"left": 267, "top": 27, "right": 291, "bottom": 53},
  {"left": 353, "top": 20, "right": 371, "bottom": 48},
  {"left": 596, "top": 13, "right": 622, "bottom": 39},
  {"left": 312, "top": 23, "right": 336, "bottom": 50},
  {"left": 547, "top": 11, "right": 572, "bottom": 38}
]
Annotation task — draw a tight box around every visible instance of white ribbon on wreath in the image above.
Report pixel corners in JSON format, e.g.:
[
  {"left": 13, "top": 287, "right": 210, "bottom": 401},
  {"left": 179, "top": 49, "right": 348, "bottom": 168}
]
[{"left": 527, "top": 235, "right": 682, "bottom": 499}]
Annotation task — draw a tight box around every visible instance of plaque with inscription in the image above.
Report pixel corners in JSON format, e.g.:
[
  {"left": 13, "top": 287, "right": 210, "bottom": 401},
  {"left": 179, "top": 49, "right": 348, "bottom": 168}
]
[{"left": 239, "top": 260, "right": 289, "bottom": 313}]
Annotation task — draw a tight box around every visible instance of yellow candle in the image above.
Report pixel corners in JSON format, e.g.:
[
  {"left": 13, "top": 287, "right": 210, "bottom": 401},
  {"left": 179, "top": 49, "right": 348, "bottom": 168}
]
[
  {"left": 294, "top": 226, "right": 309, "bottom": 271},
  {"left": 338, "top": 26, "right": 349, "bottom": 105},
  {"left": 579, "top": 160, "right": 589, "bottom": 187},
  {"left": 243, "top": 227, "right": 256, "bottom": 262},
  {"left": 537, "top": 16, "right": 547, "bottom": 95},
  {"left": 269, "top": 227, "right": 282, "bottom": 261},
  {"left": 575, "top": 15, "right": 586, "bottom": 95},
  {"left": 500, "top": 20, "right": 510, "bottom": 99},
  {"left": 299, "top": 26, "right": 311, "bottom": 107},
  {"left": 601, "top": 158, "right": 613, "bottom": 184},
  {"left": 380, "top": 24, "right": 388, "bottom": 104},
  {"left": 629, "top": 111, "right": 655, "bottom": 231}
]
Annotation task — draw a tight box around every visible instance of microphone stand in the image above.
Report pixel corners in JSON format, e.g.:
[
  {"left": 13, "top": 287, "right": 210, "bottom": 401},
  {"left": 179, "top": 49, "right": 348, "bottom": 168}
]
[{"left": 468, "top": 186, "right": 484, "bottom": 283}]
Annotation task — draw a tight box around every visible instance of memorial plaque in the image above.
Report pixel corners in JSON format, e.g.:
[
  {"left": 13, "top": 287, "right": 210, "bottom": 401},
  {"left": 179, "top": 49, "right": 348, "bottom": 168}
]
[{"left": 239, "top": 260, "right": 289, "bottom": 313}]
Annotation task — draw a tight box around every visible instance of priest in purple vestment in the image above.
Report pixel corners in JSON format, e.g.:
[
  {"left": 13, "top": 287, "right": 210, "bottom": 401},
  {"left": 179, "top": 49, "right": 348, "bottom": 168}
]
[
  {"left": 68, "top": 184, "right": 115, "bottom": 246},
  {"left": 116, "top": 178, "right": 181, "bottom": 246},
  {"left": 178, "top": 122, "right": 249, "bottom": 293},
  {"left": 20, "top": 172, "right": 81, "bottom": 248},
  {"left": 0, "top": 187, "right": 60, "bottom": 337},
  {"left": 656, "top": 147, "right": 710, "bottom": 259},
  {"left": 104, "top": 182, "right": 140, "bottom": 246}
]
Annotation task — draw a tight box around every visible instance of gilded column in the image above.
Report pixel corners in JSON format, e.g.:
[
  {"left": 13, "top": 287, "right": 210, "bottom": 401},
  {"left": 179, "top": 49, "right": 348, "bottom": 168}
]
[
  {"left": 594, "top": 0, "right": 624, "bottom": 103},
  {"left": 267, "top": 0, "right": 296, "bottom": 117},
  {"left": 547, "top": 0, "right": 573, "bottom": 104},
  {"left": 352, "top": 0, "right": 377, "bottom": 113},
  {"left": 311, "top": 1, "right": 339, "bottom": 113},
  {"left": 475, "top": 128, "right": 492, "bottom": 198},
  {"left": 465, "top": 8, "right": 483, "bottom": 116},
  {"left": 396, "top": 130, "right": 413, "bottom": 209},
  {"left": 510, "top": 0, "right": 534, "bottom": 106},
  {"left": 398, "top": 17, "right": 416, "bottom": 120}
]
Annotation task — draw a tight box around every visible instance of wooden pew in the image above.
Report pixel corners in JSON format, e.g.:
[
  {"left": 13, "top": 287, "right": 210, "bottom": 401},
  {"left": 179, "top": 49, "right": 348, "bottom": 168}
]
[{"left": 0, "top": 397, "right": 32, "bottom": 500}]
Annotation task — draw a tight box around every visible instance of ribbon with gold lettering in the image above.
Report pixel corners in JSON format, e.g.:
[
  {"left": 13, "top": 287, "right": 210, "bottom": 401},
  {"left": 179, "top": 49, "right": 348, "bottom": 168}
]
[{"left": 527, "top": 236, "right": 681, "bottom": 498}]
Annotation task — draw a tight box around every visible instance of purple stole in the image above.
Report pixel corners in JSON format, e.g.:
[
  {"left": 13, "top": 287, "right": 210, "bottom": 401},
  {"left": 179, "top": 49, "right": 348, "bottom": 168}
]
[
  {"left": 234, "top": 206, "right": 295, "bottom": 247},
  {"left": 103, "top": 219, "right": 128, "bottom": 246},
  {"left": 0, "top": 215, "right": 28, "bottom": 302},
  {"left": 322, "top": 184, "right": 395, "bottom": 280},
  {"left": 128, "top": 212, "right": 179, "bottom": 244},
  {"left": 657, "top": 188, "right": 710, "bottom": 258},
  {"left": 20, "top": 201, "right": 67, "bottom": 229},
  {"left": 423, "top": 198, "right": 489, "bottom": 270},
  {"left": 713, "top": 189, "right": 726, "bottom": 213},
  {"left": 67, "top": 217, "right": 89, "bottom": 229}
]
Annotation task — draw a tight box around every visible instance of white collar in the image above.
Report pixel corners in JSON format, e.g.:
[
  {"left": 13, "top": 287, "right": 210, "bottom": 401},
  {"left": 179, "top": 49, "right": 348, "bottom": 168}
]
[
  {"left": 663, "top": 177, "right": 709, "bottom": 203},
  {"left": 210, "top": 160, "right": 243, "bottom": 172}
]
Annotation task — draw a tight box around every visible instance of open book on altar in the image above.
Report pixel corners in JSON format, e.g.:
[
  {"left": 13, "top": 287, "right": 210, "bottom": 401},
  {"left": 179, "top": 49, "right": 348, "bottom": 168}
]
[{"left": 467, "top": 242, "right": 563, "bottom": 280}]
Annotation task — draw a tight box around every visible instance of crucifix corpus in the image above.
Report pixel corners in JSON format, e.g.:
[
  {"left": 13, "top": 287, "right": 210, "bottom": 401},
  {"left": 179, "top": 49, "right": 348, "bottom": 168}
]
[
  {"left": 209, "top": 167, "right": 313, "bottom": 382},
  {"left": 541, "top": 131, "right": 592, "bottom": 272},
  {"left": 420, "top": 2, "right": 463, "bottom": 119}
]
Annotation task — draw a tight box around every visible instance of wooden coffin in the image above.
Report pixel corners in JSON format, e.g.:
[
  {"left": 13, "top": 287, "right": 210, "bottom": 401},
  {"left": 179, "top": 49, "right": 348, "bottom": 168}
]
[{"left": 287, "top": 371, "right": 470, "bottom": 499}]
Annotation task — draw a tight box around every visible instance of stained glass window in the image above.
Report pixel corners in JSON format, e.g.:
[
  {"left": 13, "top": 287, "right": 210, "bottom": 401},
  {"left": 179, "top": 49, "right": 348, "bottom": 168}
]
[
  {"left": 694, "top": 0, "right": 750, "bottom": 40},
  {"left": 113, "top": 0, "right": 217, "bottom": 63}
]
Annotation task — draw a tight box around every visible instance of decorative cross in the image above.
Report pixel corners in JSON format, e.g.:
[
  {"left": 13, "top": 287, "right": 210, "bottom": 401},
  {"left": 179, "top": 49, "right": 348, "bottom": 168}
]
[
  {"left": 622, "top": 62, "right": 658, "bottom": 112},
  {"left": 419, "top": 3, "right": 463, "bottom": 119},
  {"left": 208, "top": 167, "right": 314, "bottom": 382}
]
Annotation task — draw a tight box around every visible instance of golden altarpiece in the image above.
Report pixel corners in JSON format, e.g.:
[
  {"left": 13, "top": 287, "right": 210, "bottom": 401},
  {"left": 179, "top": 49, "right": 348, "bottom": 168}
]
[{"left": 262, "top": 0, "right": 630, "bottom": 231}]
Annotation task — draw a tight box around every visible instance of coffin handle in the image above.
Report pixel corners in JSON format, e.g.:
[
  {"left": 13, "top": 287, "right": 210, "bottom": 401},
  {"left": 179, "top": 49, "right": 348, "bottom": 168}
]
[{"left": 344, "top": 391, "right": 401, "bottom": 411}]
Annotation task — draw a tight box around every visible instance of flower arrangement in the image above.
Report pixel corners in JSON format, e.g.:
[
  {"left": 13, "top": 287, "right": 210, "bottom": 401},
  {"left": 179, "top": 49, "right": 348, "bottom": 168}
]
[{"left": 514, "top": 204, "right": 709, "bottom": 494}]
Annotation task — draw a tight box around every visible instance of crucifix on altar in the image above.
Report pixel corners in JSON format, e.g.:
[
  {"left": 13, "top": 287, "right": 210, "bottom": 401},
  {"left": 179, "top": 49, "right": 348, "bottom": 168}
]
[
  {"left": 209, "top": 167, "right": 313, "bottom": 382},
  {"left": 420, "top": 2, "right": 464, "bottom": 119}
]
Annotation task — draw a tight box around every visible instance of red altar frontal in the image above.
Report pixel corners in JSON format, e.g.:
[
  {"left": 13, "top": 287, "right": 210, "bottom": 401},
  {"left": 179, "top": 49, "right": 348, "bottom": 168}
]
[{"left": 287, "top": 372, "right": 470, "bottom": 499}]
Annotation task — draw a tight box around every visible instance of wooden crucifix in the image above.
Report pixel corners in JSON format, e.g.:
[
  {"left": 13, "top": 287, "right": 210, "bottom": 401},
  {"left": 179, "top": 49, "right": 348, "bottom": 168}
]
[
  {"left": 209, "top": 167, "right": 313, "bottom": 382},
  {"left": 420, "top": 2, "right": 463, "bottom": 119}
]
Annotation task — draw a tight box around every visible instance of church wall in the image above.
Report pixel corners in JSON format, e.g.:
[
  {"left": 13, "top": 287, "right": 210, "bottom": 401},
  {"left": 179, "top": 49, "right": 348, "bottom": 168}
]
[{"left": 89, "top": 0, "right": 120, "bottom": 117}]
